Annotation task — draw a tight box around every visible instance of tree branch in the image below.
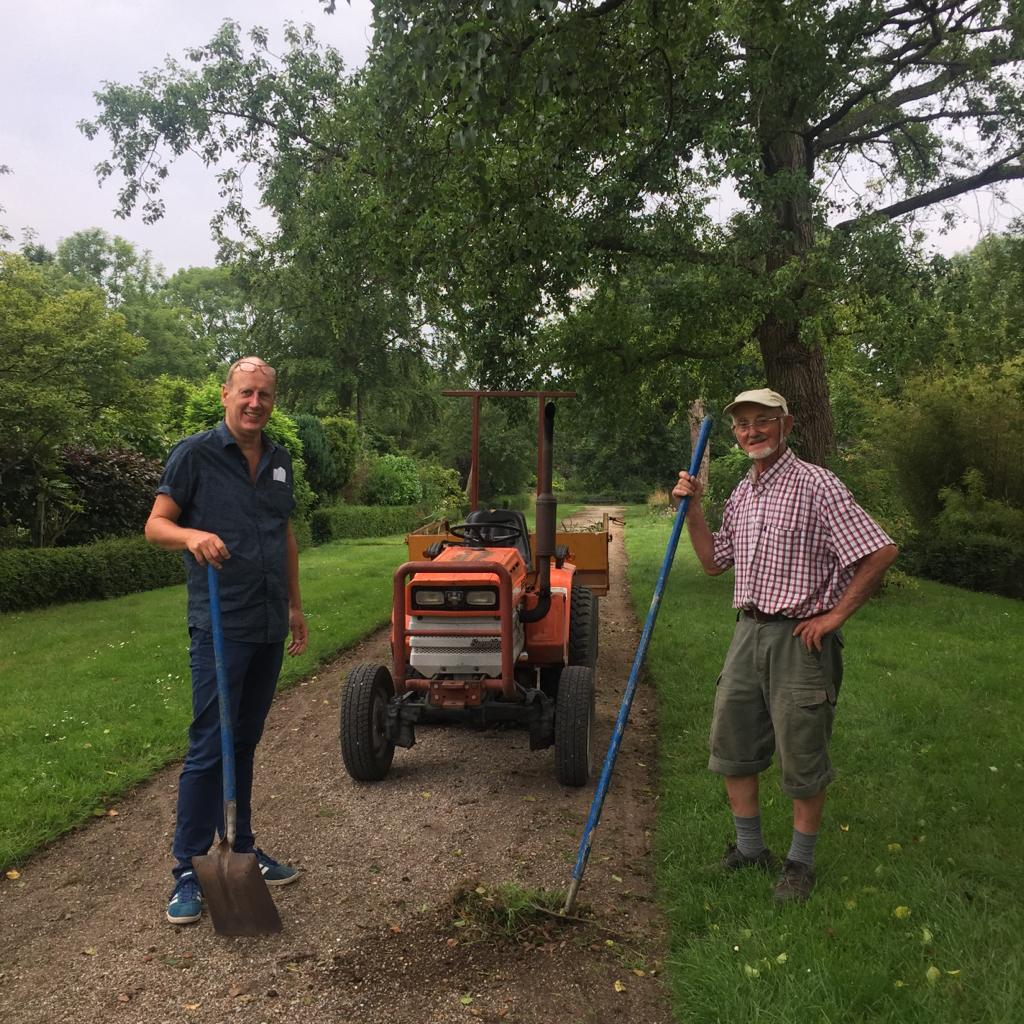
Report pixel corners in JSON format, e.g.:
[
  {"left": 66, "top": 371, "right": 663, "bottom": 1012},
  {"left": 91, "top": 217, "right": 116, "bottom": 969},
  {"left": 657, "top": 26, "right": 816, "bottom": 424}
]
[{"left": 834, "top": 151, "right": 1024, "bottom": 231}]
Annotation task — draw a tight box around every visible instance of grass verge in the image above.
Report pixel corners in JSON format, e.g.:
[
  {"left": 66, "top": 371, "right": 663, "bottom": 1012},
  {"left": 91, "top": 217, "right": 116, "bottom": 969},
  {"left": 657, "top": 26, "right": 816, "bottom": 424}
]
[
  {"left": 624, "top": 507, "right": 1024, "bottom": 1023},
  {"left": 0, "top": 536, "right": 404, "bottom": 868}
]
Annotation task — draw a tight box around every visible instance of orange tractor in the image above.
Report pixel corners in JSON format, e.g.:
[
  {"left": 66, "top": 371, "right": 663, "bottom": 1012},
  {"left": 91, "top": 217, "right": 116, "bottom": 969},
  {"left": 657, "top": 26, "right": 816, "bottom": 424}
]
[{"left": 339, "top": 394, "right": 608, "bottom": 786}]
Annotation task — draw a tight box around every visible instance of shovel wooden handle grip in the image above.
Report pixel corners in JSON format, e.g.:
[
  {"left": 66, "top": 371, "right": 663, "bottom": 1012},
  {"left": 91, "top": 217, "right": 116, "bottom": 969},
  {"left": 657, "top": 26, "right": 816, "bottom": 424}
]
[{"left": 207, "top": 565, "right": 238, "bottom": 848}]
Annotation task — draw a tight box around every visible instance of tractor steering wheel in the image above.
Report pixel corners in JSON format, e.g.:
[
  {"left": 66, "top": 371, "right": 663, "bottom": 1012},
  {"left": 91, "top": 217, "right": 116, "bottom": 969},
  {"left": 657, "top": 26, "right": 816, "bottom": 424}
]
[{"left": 449, "top": 522, "right": 525, "bottom": 548}]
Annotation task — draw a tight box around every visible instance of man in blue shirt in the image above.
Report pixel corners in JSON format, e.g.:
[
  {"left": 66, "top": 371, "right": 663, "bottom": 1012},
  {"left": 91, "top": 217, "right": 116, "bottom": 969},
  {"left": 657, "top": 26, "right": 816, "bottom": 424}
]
[{"left": 145, "top": 356, "right": 308, "bottom": 925}]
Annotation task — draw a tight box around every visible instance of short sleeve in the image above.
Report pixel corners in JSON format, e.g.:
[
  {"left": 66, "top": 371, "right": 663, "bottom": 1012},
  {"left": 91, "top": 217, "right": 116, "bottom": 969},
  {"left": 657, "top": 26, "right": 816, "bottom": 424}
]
[
  {"left": 712, "top": 494, "right": 736, "bottom": 569},
  {"left": 820, "top": 477, "right": 894, "bottom": 570},
  {"left": 156, "top": 439, "right": 198, "bottom": 512}
]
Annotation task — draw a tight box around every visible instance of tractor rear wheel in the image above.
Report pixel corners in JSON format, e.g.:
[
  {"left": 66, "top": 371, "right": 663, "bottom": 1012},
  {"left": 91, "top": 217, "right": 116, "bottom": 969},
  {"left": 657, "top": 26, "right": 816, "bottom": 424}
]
[
  {"left": 555, "top": 665, "right": 595, "bottom": 787},
  {"left": 340, "top": 664, "right": 396, "bottom": 781},
  {"left": 568, "top": 584, "right": 599, "bottom": 668}
]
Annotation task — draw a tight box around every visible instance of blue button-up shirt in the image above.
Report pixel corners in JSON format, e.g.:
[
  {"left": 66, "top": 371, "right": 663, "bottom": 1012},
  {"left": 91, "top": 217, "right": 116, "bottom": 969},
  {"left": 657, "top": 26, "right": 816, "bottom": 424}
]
[{"left": 157, "top": 421, "right": 296, "bottom": 642}]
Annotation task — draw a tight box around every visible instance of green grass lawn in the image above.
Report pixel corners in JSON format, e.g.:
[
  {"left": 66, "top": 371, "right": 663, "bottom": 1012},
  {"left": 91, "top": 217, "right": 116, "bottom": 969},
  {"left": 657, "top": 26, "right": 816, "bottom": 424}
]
[
  {"left": 624, "top": 507, "right": 1024, "bottom": 1024},
  {"left": 0, "top": 536, "right": 405, "bottom": 868}
]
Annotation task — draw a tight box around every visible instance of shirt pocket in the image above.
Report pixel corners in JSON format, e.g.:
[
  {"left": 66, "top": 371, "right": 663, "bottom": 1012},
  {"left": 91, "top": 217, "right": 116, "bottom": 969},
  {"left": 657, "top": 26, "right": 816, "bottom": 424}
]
[
  {"left": 261, "top": 484, "right": 295, "bottom": 524},
  {"left": 761, "top": 526, "right": 805, "bottom": 578}
]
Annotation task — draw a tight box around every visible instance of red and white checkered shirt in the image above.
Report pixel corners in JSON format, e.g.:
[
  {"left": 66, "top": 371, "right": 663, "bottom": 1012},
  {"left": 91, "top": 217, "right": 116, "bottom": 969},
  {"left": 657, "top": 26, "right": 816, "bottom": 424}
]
[{"left": 712, "top": 449, "right": 894, "bottom": 618}]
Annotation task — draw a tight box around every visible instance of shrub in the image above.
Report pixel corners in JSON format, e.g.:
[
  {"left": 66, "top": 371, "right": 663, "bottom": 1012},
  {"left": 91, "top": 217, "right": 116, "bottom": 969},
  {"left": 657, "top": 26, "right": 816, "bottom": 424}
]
[
  {"left": 907, "top": 469, "right": 1024, "bottom": 598},
  {"left": 309, "top": 504, "right": 423, "bottom": 544},
  {"left": 703, "top": 447, "right": 750, "bottom": 530},
  {"left": 360, "top": 454, "right": 423, "bottom": 506},
  {"left": 0, "top": 537, "right": 185, "bottom": 612},
  {"left": 294, "top": 413, "right": 343, "bottom": 503},
  {"left": 58, "top": 446, "right": 163, "bottom": 546},
  {"left": 418, "top": 463, "right": 467, "bottom": 519},
  {"left": 322, "top": 416, "right": 360, "bottom": 492}
]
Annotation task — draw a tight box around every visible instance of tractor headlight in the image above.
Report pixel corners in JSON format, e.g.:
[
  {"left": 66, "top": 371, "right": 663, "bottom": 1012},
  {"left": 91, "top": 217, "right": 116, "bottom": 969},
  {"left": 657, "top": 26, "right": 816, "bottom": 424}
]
[
  {"left": 411, "top": 586, "right": 498, "bottom": 610},
  {"left": 412, "top": 589, "right": 446, "bottom": 608}
]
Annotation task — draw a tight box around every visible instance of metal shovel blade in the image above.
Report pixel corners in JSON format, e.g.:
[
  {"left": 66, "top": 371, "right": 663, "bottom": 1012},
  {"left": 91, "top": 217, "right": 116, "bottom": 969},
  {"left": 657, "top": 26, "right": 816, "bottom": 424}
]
[{"left": 192, "top": 839, "right": 282, "bottom": 936}]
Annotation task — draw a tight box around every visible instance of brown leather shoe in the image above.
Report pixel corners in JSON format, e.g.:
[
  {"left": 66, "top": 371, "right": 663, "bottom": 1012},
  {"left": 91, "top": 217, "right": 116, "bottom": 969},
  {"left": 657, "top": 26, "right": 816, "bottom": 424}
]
[
  {"left": 774, "top": 858, "right": 816, "bottom": 902},
  {"left": 721, "top": 843, "right": 781, "bottom": 872}
]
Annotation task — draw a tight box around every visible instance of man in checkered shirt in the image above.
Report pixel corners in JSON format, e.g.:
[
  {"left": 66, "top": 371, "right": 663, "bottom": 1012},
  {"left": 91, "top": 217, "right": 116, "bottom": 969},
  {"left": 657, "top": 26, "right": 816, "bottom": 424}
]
[{"left": 672, "top": 388, "right": 898, "bottom": 902}]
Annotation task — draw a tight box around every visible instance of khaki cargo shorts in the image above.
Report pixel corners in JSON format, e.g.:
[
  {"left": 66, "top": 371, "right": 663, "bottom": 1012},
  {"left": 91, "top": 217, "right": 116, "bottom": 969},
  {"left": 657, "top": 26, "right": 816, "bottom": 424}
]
[{"left": 708, "top": 614, "right": 844, "bottom": 799}]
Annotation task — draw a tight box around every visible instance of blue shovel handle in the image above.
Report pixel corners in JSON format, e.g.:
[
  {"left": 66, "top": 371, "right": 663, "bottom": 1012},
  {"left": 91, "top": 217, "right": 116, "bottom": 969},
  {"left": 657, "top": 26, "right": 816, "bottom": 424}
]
[
  {"left": 563, "top": 415, "right": 713, "bottom": 915},
  {"left": 207, "top": 565, "right": 238, "bottom": 847}
]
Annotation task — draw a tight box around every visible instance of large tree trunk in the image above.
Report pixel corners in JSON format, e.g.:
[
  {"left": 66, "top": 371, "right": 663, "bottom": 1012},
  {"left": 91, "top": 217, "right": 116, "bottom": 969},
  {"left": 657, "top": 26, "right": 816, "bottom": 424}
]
[{"left": 754, "top": 129, "right": 836, "bottom": 466}]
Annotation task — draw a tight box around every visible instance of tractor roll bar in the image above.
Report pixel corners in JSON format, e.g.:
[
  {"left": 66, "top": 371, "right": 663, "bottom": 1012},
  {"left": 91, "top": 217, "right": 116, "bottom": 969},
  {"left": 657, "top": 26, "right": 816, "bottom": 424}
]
[{"left": 392, "top": 560, "right": 518, "bottom": 700}]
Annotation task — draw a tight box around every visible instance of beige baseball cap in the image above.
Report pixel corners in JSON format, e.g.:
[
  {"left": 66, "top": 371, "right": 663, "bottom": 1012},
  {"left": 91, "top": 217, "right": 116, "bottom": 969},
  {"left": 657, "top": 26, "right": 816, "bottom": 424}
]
[{"left": 723, "top": 388, "right": 789, "bottom": 416}]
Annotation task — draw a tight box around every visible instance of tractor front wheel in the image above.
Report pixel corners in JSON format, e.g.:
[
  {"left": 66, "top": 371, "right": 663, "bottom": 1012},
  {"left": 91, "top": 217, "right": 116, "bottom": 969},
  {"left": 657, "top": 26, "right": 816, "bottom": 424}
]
[
  {"left": 555, "top": 665, "right": 595, "bottom": 787},
  {"left": 340, "top": 664, "right": 396, "bottom": 781}
]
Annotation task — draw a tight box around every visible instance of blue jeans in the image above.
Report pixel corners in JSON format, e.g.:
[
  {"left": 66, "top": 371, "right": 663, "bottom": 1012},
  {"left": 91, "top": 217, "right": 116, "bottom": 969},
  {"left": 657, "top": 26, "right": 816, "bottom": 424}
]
[{"left": 172, "top": 629, "right": 284, "bottom": 880}]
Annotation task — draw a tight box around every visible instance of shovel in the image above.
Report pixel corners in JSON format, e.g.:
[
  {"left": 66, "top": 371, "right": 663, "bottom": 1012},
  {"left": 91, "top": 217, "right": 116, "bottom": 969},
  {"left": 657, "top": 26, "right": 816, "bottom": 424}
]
[{"left": 192, "top": 564, "right": 283, "bottom": 936}]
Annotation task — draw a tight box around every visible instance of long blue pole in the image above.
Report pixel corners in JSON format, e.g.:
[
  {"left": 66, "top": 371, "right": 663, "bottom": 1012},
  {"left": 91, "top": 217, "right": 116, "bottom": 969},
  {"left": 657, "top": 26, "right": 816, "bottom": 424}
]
[{"left": 563, "top": 415, "right": 713, "bottom": 915}]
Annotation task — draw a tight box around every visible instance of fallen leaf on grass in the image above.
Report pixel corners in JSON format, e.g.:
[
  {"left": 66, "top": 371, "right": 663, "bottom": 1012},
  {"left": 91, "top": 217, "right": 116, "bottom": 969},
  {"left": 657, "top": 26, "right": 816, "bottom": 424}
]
[
  {"left": 840, "top": 823, "right": 850, "bottom": 832},
  {"left": 5, "top": 869, "right": 20, "bottom": 880},
  {"left": 892, "top": 906, "right": 911, "bottom": 919},
  {"left": 613, "top": 980, "right": 626, "bottom": 993},
  {"left": 921, "top": 927, "right": 933, "bottom": 943},
  {"left": 632, "top": 969, "right": 646, "bottom": 977},
  {"left": 887, "top": 843, "right": 901, "bottom": 853},
  {"left": 743, "top": 965, "right": 760, "bottom": 979},
  {"left": 945, "top": 969, "right": 961, "bottom": 976},
  {"left": 926, "top": 965, "right": 941, "bottom": 985}
]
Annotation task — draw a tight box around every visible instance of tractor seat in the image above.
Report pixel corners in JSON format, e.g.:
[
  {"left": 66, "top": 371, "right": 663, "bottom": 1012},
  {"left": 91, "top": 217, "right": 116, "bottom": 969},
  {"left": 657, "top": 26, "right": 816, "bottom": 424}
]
[{"left": 462, "top": 508, "right": 532, "bottom": 570}]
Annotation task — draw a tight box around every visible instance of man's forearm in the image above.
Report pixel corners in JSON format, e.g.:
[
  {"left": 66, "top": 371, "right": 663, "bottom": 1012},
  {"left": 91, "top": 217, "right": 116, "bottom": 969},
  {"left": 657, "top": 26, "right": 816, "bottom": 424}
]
[{"left": 830, "top": 544, "right": 899, "bottom": 625}]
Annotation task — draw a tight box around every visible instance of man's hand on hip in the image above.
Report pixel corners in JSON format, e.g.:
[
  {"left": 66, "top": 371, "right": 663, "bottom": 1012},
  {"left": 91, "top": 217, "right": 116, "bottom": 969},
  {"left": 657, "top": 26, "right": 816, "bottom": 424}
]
[{"left": 792, "top": 611, "right": 844, "bottom": 652}]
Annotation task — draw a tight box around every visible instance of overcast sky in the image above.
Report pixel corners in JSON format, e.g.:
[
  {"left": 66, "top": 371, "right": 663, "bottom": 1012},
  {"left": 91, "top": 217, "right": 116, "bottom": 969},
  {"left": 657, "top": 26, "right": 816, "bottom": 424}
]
[
  {"left": 2, "top": 0, "right": 1021, "bottom": 276},
  {"left": 1, "top": 0, "right": 373, "bottom": 273}
]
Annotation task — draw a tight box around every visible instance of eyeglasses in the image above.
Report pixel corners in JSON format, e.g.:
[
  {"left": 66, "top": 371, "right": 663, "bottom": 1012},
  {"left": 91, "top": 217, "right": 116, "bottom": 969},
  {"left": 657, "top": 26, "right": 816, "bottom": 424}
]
[
  {"left": 233, "top": 360, "right": 276, "bottom": 377},
  {"left": 731, "top": 415, "right": 783, "bottom": 434}
]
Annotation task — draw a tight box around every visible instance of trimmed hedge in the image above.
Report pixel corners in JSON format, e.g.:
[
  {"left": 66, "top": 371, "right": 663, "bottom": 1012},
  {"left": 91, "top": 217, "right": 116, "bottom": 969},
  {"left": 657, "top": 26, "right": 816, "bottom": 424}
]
[
  {"left": 310, "top": 504, "right": 423, "bottom": 544},
  {"left": 0, "top": 537, "right": 185, "bottom": 613}
]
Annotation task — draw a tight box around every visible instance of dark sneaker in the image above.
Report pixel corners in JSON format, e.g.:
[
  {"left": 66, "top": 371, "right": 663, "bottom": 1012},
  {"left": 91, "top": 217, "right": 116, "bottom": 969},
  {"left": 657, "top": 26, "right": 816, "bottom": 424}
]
[
  {"left": 166, "top": 871, "right": 203, "bottom": 925},
  {"left": 722, "top": 843, "right": 781, "bottom": 872},
  {"left": 774, "top": 859, "right": 816, "bottom": 903},
  {"left": 254, "top": 848, "right": 299, "bottom": 886}
]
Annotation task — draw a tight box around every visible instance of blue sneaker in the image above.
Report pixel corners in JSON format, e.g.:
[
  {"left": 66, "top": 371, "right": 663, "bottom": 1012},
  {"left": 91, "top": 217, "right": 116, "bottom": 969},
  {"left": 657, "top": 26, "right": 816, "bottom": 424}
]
[
  {"left": 166, "top": 871, "right": 203, "bottom": 925},
  {"left": 254, "top": 848, "right": 299, "bottom": 886}
]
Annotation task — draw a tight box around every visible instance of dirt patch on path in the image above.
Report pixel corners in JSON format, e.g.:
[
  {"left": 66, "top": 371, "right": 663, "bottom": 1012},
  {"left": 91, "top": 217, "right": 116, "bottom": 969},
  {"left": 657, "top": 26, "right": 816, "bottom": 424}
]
[{"left": 0, "top": 508, "right": 673, "bottom": 1024}]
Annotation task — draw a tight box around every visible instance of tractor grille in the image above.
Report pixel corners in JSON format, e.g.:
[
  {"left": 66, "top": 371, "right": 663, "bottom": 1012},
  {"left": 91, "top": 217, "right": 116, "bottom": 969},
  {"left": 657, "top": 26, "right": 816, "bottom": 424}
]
[{"left": 418, "top": 640, "right": 502, "bottom": 655}]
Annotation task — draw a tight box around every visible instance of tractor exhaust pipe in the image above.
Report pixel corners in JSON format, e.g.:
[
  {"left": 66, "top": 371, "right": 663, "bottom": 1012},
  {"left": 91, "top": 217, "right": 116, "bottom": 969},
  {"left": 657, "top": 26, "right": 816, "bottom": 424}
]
[{"left": 521, "top": 402, "right": 556, "bottom": 623}]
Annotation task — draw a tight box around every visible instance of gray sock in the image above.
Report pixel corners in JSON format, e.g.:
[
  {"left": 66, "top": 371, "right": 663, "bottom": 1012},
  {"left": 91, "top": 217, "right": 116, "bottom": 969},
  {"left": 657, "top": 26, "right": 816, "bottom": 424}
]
[
  {"left": 787, "top": 828, "right": 819, "bottom": 866},
  {"left": 733, "top": 814, "right": 767, "bottom": 857}
]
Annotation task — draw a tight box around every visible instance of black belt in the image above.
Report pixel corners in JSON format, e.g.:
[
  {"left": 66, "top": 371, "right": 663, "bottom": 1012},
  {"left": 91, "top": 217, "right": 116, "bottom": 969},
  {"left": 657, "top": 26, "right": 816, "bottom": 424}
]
[{"left": 742, "top": 607, "right": 794, "bottom": 623}]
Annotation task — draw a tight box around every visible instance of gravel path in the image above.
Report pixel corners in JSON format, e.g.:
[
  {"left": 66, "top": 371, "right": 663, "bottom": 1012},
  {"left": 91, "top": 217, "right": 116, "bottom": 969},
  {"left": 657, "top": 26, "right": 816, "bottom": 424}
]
[{"left": 0, "top": 508, "right": 674, "bottom": 1024}]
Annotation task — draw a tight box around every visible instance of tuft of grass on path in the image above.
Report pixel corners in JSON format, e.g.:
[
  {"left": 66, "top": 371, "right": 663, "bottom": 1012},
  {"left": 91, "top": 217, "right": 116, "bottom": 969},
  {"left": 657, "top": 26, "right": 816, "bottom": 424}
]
[
  {"left": 0, "top": 536, "right": 404, "bottom": 868},
  {"left": 623, "top": 507, "right": 1024, "bottom": 1024}
]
